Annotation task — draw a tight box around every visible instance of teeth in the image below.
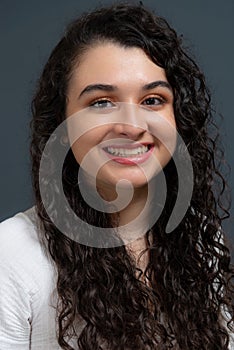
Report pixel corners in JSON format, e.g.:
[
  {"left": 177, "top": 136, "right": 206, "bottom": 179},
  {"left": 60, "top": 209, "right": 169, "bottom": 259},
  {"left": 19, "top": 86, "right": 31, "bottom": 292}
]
[{"left": 106, "top": 145, "right": 149, "bottom": 157}]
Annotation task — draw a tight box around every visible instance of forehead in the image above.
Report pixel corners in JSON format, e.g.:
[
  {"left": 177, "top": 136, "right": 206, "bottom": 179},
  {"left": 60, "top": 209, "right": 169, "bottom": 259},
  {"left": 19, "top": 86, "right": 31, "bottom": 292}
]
[{"left": 68, "top": 42, "right": 167, "bottom": 90}]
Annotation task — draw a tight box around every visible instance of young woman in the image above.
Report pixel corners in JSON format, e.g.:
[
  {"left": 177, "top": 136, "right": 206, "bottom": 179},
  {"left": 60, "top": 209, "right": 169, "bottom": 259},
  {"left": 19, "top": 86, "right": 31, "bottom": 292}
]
[{"left": 0, "top": 3, "right": 233, "bottom": 349}]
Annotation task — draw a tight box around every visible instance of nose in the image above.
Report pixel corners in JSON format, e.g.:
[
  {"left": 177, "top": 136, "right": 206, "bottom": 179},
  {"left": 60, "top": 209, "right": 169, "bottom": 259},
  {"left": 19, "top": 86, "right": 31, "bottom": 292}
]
[
  {"left": 112, "top": 103, "right": 148, "bottom": 140},
  {"left": 113, "top": 123, "right": 145, "bottom": 140}
]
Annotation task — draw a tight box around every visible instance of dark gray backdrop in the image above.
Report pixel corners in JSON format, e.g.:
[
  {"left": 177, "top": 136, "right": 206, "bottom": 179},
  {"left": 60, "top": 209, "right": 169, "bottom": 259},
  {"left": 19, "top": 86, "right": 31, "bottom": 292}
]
[{"left": 0, "top": 0, "right": 233, "bottom": 254}]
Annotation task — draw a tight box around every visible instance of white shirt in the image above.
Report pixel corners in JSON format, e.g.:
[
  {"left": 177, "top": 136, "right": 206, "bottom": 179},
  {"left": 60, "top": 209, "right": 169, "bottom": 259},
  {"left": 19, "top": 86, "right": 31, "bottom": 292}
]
[
  {"left": 0, "top": 208, "right": 64, "bottom": 349},
  {"left": 0, "top": 208, "right": 233, "bottom": 349}
]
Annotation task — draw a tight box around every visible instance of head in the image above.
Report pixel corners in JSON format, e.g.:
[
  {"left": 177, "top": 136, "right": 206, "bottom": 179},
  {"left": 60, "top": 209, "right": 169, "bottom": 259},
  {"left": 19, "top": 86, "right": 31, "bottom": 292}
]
[
  {"left": 31, "top": 3, "right": 233, "bottom": 350},
  {"left": 32, "top": 2, "right": 209, "bottom": 225},
  {"left": 31, "top": 2, "right": 209, "bottom": 157}
]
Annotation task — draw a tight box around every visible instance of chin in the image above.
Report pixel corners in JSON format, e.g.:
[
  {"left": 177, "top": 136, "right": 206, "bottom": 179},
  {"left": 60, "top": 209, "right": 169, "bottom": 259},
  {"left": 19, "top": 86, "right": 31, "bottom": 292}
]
[{"left": 97, "top": 171, "right": 153, "bottom": 190}]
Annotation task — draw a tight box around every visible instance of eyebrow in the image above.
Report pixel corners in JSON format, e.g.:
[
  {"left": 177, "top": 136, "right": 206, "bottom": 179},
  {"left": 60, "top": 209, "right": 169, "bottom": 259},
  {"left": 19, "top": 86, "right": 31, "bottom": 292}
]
[
  {"left": 142, "top": 81, "right": 172, "bottom": 92},
  {"left": 79, "top": 84, "right": 117, "bottom": 98},
  {"left": 79, "top": 80, "right": 172, "bottom": 98}
]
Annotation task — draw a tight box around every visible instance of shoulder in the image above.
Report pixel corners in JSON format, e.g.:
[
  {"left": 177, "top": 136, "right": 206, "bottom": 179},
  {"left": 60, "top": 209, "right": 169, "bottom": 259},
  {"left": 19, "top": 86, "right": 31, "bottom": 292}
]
[
  {"left": 0, "top": 207, "right": 57, "bottom": 296},
  {"left": 0, "top": 207, "right": 37, "bottom": 251},
  {"left": 0, "top": 208, "right": 59, "bottom": 348},
  {"left": 0, "top": 207, "right": 47, "bottom": 264}
]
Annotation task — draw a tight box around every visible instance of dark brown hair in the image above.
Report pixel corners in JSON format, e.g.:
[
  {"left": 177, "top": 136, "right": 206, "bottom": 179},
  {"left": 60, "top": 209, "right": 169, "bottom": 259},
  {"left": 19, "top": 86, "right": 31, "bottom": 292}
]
[{"left": 30, "top": 3, "right": 233, "bottom": 349}]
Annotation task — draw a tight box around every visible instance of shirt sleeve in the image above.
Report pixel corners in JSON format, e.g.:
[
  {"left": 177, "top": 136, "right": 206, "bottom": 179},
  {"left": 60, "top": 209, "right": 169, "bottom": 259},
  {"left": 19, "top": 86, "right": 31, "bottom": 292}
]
[
  {"left": 220, "top": 305, "right": 234, "bottom": 350},
  {"left": 0, "top": 263, "right": 32, "bottom": 349}
]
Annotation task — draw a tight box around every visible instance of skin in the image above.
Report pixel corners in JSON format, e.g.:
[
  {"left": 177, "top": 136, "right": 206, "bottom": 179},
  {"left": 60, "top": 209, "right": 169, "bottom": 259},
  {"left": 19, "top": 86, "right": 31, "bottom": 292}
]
[{"left": 66, "top": 42, "right": 175, "bottom": 267}]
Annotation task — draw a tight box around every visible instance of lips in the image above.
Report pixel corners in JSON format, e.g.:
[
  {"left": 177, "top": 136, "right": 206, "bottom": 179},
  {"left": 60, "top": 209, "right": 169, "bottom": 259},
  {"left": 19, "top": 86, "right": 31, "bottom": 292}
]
[{"left": 102, "top": 143, "right": 154, "bottom": 165}]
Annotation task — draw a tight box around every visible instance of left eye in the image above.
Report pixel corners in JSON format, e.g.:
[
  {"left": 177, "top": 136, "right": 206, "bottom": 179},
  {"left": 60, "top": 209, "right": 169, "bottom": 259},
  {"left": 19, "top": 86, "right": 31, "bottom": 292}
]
[
  {"left": 90, "top": 99, "right": 115, "bottom": 108},
  {"left": 142, "top": 97, "right": 164, "bottom": 106}
]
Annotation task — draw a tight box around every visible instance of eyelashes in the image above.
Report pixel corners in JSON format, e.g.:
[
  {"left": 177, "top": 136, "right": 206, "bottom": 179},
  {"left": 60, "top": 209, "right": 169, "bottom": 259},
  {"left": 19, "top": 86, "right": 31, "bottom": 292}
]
[
  {"left": 90, "top": 99, "right": 115, "bottom": 109},
  {"left": 89, "top": 96, "right": 167, "bottom": 109},
  {"left": 142, "top": 96, "right": 166, "bottom": 106}
]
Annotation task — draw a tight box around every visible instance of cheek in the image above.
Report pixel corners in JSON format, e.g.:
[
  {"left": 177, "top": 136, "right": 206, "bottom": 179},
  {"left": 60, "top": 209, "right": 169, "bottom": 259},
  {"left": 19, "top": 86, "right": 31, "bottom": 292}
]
[
  {"left": 69, "top": 127, "right": 110, "bottom": 165},
  {"left": 149, "top": 112, "right": 176, "bottom": 149},
  {"left": 147, "top": 114, "right": 176, "bottom": 169},
  {"left": 71, "top": 139, "right": 86, "bottom": 165}
]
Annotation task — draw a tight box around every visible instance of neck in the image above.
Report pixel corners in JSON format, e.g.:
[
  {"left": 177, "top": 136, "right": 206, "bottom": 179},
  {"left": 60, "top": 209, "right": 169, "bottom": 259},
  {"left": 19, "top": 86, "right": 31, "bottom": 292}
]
[
  {"left": 117, "top": 186, "right": 148, "bottom": 226},
  {"left": 98, "top": 183, "right": 151, "bottom": 271},
  {"left": 80, "top": 171, "right": 154, "bottom": 268},
  {"left": 126, "top": 232, "right": 150, "bottom": 274}
]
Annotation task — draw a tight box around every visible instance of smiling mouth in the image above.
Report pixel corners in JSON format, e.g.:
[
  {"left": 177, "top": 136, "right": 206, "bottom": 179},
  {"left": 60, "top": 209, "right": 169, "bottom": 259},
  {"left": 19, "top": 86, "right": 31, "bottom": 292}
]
[{"left": 102, "top": 144, "right": 153, "bottom": 157}]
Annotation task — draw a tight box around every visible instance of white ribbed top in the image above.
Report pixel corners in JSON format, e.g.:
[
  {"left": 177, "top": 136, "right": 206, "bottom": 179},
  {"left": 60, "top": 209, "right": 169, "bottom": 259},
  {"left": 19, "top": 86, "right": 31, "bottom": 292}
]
[
  {"left": 0, "top": 208, "right": 233, "bottom": 349},
  {"left": 0, "top": 208, "right": 73, "bottom": 349}
]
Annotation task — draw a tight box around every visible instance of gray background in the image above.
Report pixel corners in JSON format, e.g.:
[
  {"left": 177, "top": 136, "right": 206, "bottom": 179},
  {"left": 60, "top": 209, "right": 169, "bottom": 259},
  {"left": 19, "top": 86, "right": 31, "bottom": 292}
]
[{"left": 0, "top": 0, "right": 233, "bottom": 255}]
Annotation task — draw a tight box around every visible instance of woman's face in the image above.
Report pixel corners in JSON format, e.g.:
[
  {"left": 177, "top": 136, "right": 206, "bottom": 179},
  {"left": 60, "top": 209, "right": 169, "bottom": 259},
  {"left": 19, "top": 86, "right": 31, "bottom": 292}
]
[{"left": 66, "top": 42, "right": 175, "bottom": 196}]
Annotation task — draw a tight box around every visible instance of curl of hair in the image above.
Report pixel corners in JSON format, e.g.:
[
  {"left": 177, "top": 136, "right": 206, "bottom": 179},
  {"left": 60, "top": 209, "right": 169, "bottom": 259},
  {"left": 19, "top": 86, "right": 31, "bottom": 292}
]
[{"left": 30, "top": 3, "right": 234, "bottom": 349}]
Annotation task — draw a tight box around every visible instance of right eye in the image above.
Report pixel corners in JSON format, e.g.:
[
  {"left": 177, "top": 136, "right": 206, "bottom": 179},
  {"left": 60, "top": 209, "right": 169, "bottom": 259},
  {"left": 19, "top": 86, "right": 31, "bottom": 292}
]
[{"left": 90, "top": 99, "right": 115, "bottom": 109}]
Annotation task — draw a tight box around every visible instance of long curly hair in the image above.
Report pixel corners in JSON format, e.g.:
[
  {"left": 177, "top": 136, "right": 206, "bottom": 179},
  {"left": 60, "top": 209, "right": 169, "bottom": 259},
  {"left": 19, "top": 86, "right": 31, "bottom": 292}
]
[{"left": 30, "top": 3, "right": 234, "bottom": 349}]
